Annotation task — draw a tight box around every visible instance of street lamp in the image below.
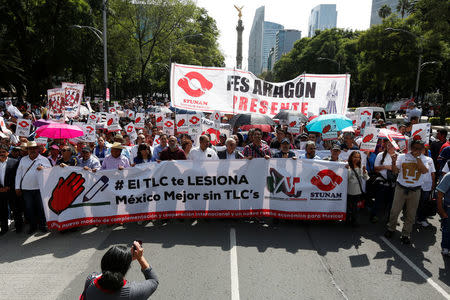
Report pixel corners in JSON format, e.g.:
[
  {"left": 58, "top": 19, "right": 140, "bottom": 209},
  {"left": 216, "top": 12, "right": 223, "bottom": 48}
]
[
  {"left": 317, "top": 57, "right": 340, "bottom": 73},
  {"left": 72, "top": 0, "right": 108, "bottom": 105},
  {"left": 385, "top": 27, "right": 425, "bottom": 97}
]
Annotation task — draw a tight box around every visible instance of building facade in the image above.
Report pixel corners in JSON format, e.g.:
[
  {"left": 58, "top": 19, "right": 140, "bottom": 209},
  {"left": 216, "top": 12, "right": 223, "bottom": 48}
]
[
  {"left": 370, "top": 0, "right": 406, "bottom": 26},
  {"left": 274, "top": 29, "right": 301, "bottom": 63},
  {"left": 248, "top": 6, "right": 265, "bottom": 75},
  {"left": 262, "top": 21, "right": 284, "bottom": 72},
  {"left": 308, "top": 4, "right": 337, "bottom": 37}
]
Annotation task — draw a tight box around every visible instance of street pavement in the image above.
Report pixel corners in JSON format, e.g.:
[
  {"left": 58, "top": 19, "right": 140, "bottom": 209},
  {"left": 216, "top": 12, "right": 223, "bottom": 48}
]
[{"left": 1, "top": 212, "right": 450, "bottom": 300}]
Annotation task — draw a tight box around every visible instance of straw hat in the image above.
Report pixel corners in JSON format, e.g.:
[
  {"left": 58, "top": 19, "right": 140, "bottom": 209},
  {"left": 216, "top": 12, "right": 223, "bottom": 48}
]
[
  {"left": 110, "top": 142, "right": 125, "bottom": 150},
  {"left": 26, "top": 141, "right": 38, "bottom": 148}
]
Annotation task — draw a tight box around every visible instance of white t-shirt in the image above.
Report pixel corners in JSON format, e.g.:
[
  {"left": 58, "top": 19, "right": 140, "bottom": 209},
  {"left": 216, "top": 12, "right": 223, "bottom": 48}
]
[
  {"left": 374, "top": 152, "right": 393, "bottom": 179},
  {"left": 395, "top": 153, "right": 428, "bottom": 187},
  {"left": 443, "top": 162, "right": 449, "bottom": 174},
  {"left": 421, "top": 156, "right": 435, "bottom": 191},
  {"left": 187, "top": 147, "right": 218, "bottom": 160}
]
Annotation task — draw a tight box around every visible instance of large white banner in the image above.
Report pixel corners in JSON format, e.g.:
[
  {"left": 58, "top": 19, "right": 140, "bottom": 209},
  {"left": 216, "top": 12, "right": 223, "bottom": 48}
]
[
  {"left": 171, "top": 63, "right": 350, "bottom": 117},
  {"left": 62, "top": 82, "right": 84, "bottom": 118},
  {"left": 39, "top": 159, "right": 347, "bottom": 230},
  {"left": 47, "top": 88, "right": 65, "bottom": 119}
]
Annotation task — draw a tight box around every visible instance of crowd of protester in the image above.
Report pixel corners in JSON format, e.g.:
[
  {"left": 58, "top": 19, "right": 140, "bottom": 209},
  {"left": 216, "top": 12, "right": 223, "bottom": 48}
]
[{"left": 0, "top": 101, "right": 450, "bottom": 256}]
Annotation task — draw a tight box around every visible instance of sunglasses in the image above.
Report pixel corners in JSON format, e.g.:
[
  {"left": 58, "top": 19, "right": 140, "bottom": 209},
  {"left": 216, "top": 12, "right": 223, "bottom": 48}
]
[{"left": 61, "top": 149, "right": 71, "bottom": 152}]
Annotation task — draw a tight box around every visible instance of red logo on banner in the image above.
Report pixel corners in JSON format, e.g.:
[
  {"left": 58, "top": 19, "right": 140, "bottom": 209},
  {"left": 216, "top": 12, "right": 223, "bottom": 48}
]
[
  {"left": 135, "top": 117, "right": 141, "bottom": 123},
  {"left": 202, "top": 128, "right": 220, "bottom": 145},
  {"left": 289, "top": 121, "right": 296, "bottom": 127},
  {"left": 164, "top": 121, "right": 174, "bottom": 128},
  {"left": 19, "top": 121, "right": 29, "bottom": 128},
  {"left": 363, "top": 134, "right": 374, "bottom": 143},
  {"left": 178, "top": 72, "right": 213, "bottom": 97},
  {"left": 107, "top": 118, "right": 113, "bottom": 126},
  {"left": 412, "top": 129, "right": 422, "bottom": 136},
  {"left": 322, "top": 124, "right": 331, "bottom": 133},
  {"left": 215, "top": 113, "right": 220, "bottom": 120},
  {"left": 320, "top": 110, "right": 327, "bottom": 115},
  {"left": 86, "top": 126, "right": 94, "bottom": 133},
  {"left": 156, "top": 116, "right": 163, "bottom": 123},
  {"left": 389, "top": 126, "right": 397, "bottom": 132},
  {"left": 189, "top": 116, "right": 200, "bottom": 124},
  {"left": 362, "top": 110, "right": 371, "bottom": 116},
  {"left": 127, "top": 126, "right": 133, "bottom": 132},
  {"left": 177, "top": 119, "right": 185, "bottom": 127},
  {"left": 311, "top": 170, "right": 343, "bottom": 192},
  {"left": 361, "top": 121, "right": 366, "bottom": 129}
]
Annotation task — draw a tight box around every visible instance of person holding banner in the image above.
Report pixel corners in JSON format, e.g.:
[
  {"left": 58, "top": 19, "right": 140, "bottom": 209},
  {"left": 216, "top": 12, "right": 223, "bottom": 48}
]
[
  {"left": 218, "top": 138, "right": 243, "bottom": 160},
  {"left": 188, "top": 135, "right": 218, "bottom": 161},
  {"left": 347, "top": 151, "right": 369, "bottom": 226},
  {"left": 133, "top": 144, "right": 153, "bottom": 164},
  {"left": 15, "top": 141, "right": 51, "bottom": 234},
  {"left": 385, "top": 140, "right": 429, "bottom": 244},
  {"left": 102, "top": 143, "right": 130, "bottom": 170},
  {"left": 273, "top": 139, "right": 296, "bottom": 159},
  {"left": 323, "top": 144, "right": 343, "bottom": 162},
  {"left": 77, "top": 147, "right": 101, "bottom": 172},
  {"left": 159, "top": 136, "right": 186, "bottom": 161},
  {"left": 243, "top": 128, "right": 271, "bottom": 160},
  {"left": 151, "top": 134, "right": 168, "bottom": 162},
  {"left": 302, "top": 141, "right": 320, "bottom": 160}
]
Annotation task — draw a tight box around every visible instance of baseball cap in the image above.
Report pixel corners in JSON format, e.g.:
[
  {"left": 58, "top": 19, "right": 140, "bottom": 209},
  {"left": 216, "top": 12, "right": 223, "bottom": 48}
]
[
  {"left": 332, "top": 144, "right": 341, "bottom": 151},
  {"left": 81, "top": 146, "right": 91, "bottom": 152},
  {"left": 281, "top": 138, "right": 290, "bottom": 144}
]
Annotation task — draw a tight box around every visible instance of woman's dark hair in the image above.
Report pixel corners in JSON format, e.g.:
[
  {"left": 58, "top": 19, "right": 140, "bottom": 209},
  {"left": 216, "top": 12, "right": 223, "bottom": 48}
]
[
  {"left": 348, "top": 151, "right": 361, "bottom": 169},
  {"left": 136, "top": 143, "right": 151, "bottom": 160},
  {"left": 98, "top": 245, "right": 132, "bottom": 292}
]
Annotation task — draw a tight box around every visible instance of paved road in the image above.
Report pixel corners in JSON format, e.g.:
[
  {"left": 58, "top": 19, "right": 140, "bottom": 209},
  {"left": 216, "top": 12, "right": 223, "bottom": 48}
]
[{"left": 1, "top": 213, "right": 450, "bottom": 300}]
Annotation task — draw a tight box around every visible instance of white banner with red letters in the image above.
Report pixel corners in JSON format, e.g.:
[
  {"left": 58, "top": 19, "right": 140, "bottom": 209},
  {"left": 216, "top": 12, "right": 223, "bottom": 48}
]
[
  {"left": 38, "top": 159, "right": 347, "bottom": 230},
  {"left": 171, "top": 63, "right": 350, "bottom": 117}
]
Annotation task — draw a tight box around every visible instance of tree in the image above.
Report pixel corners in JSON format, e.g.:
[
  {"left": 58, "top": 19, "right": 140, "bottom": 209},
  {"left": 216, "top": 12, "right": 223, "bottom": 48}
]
[
  {"left": 378, "top": 4, "right": 392, "bottom": 19},
  {"left": 396, "top": 0, "right": 413, "bottom": 19}
]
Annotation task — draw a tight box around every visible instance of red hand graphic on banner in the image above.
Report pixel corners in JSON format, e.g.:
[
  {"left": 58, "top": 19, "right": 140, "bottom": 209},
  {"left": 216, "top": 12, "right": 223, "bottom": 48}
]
[{"left": 48, "top": 172, "right": 85, "bottom": 215}]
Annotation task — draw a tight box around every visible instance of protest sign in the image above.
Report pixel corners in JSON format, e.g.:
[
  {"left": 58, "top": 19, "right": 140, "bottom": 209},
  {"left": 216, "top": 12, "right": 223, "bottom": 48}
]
[
  {"left": 47, "top": 88, "right": 65, "bottom": 119},
  {"left": 211, "top": 111, "right": 221, "bottom": 130},
  {"left": 135, "top": 113, "right": 145, "bottom": 129},
  {"left": 83, "top": 124, "right": 97, "bottom": 143},
  {"left": 360, "top": 127, "right": 379, "bottom": 152},
  {"left": 171, "top": 63, "right": 350, "bottom": 117},
  {"left": 321, "top": 119, "right": 338, "bottom": 141},
  {"left": 39, "top": 159, "right": 347, "bottom": 230},
  {"left": 86, "top": 100, "right": 93, "bottom": 113},
  {"left": 108, "top": 107, "right": 117, "bottom": 114},
  {"left": 188, "top": 113, "right": 202, "bottom": 136},
  {"left": 386, "top": 124, "right": 399, "bottom": 132},
  {"left": 152, "top": 135, "right": 160, "bottom": 147},
  {"left": 4, "top": 100, "right": 12, "bottom": 108},
  {"left": 0, "top": 117, "right": 10, "bottom": 134},
  {"left": 163, "top": 118, "right": 175, "bottom": 135},
  {"left": 287, "top": 115, "right": 303, "bottom": 133},
  {"left": 35, "top": 137, "right": 48, "bottom": 145},
  {"left": 87, "top": 113, "right": 98, "bottom": 124},
  {"left": 125, "top": 123, "right": 138, "bottom": 141},
  {"left": 411, "top": 123, "right": 431, "bottom": 144},
  {"left": 319, "top": 107, "right": 328, "bottom": 115},
  {"left": 155, "top": 113, "right": 163, "bottom": 129},
  {"left": 358, "top": 108, "right": 372, "bottom": 128},
  {"left": 175, "top": 114, "right": 188, "bottom": 134},
  {"left": 62, "top": 82, "right": 84, "bottom": 118},
  {"left": 106, "top": 114, "right": 120, "bottom": 132},
  {"left": 15, "top": 119, "right": 32, "bottom": 137},
  {"left": 126, "top": 110, "right": 135, "bottom": 119}
]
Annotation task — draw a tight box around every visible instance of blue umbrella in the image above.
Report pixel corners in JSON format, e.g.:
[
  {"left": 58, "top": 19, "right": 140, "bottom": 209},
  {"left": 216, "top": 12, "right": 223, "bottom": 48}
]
[{"left": 306, "top": 114, "right": 352, "bottom": 132}]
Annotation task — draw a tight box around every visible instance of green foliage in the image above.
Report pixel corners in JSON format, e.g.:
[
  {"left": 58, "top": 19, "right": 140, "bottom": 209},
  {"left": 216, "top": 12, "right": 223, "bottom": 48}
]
[
  {"left": 446, "top": 117, "right": 450, "bottom": 125},
  {"left": 429, "top": 117, "right": 442, "bottom": 125},
  {"left": 378, "top": 4, "right": 392, "bottom": 19}
]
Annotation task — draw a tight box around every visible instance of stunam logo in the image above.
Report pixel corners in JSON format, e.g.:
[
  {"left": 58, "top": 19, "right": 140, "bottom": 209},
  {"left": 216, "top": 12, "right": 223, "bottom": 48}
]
[
  {"left": 178, "top": 72, "right": 213, "bottom": 97},
  {"left": 266, "top": 168, "right": 304, "bottom": 200},
  {"left": 310, "top": 169, "right": 343, "bottom": 200}
]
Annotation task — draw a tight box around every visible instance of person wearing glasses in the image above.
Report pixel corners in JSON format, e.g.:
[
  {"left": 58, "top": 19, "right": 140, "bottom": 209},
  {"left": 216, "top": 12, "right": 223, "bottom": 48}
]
[{"left": 57, "top": 145, "right": 78, "bottom": 167}]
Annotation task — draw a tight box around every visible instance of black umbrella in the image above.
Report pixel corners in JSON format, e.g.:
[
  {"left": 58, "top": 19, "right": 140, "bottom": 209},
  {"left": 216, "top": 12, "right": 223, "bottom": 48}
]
[
  {"left": 229, "top": 113, "right": 276, "bottom": 128},
  {"left": 273, "top": 109, "right": 308, "bottom": 123}
]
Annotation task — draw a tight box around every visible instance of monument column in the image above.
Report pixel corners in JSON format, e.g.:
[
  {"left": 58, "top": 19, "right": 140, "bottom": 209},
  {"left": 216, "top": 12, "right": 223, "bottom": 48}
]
[{"left": 234, "top": 5, "right": 244, "bottom": 69}]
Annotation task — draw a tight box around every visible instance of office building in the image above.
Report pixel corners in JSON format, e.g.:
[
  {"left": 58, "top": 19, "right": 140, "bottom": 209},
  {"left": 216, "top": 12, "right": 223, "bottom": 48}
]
[
  {"left": 267, "top": 48, "right": 275, "bottom": 71},
  {"left": 248, "top": 6, "right": 284, "bottom": 74},
  {"left": 308, "top": 4, "right": 337, "bottom": 37},
  {"left": 274, "top": 29, "right": 301, "bottom": 63},
  {"left": 370, "top": 0, "right": 406, "bottom": 26}
]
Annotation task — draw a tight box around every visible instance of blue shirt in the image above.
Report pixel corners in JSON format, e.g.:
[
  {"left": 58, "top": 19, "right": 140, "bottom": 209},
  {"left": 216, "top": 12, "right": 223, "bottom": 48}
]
[
  {"left": 273, "top": 151, "right": 296, "bottom": 158},
  {"left": 151, "top": 145, "right": 167, "bottom": 161},
  {"left": 437, "top": 172, "right": 450, "bottom": 206}
]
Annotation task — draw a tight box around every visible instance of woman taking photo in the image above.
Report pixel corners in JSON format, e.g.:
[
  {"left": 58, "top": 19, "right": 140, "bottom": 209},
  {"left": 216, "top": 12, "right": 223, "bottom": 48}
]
[
  {"left": 134, "top": 144, "right": 152, "bottom": 165},
  {"left": 347, "top": 151, "right": 369, "bottom": 226},
  {"left": 81, "top": 241, "right": 158, "bottom": 299}
]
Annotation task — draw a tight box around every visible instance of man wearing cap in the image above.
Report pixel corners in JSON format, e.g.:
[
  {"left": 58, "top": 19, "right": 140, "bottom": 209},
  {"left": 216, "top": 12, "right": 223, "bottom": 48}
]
[
  {"left": 323, "top": 145, "right": 343, "bottom": 162},
  {"left": 273, "top": 138, "right": 296, "bottom": 159},
  {"left": 102, "top": 142, "right": 130, "bottom": 170},
  {"left": 77, "top": 147, "right": 101, "bottom": 172},
  {"left": 0, "top": 144, "right": 21, "bottom": 234},
  {"left": 15, "top": 141, "right": 51, "bottom": 234}
]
